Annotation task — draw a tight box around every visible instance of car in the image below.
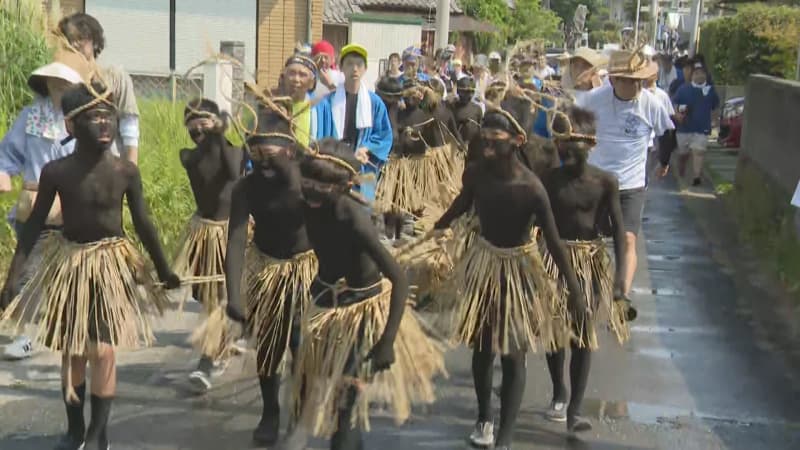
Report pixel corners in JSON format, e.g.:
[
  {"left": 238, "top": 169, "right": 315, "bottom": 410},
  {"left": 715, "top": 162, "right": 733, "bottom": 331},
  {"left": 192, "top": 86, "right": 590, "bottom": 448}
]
[{"left": 718, "top": 96, "right": 744, "bottom": 148}]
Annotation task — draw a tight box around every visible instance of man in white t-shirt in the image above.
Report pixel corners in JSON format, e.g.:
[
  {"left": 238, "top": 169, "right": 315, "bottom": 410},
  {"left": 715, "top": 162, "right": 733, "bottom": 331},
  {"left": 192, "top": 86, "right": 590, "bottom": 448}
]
[{"left": 577, "top": 50, "right": 674, "bottom": 296}]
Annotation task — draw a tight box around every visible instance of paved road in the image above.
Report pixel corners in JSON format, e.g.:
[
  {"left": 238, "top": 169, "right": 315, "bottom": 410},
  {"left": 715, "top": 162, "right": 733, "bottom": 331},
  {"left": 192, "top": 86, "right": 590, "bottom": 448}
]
[{"left": 2, "top": 175, "right": 800, "bottom": 450}]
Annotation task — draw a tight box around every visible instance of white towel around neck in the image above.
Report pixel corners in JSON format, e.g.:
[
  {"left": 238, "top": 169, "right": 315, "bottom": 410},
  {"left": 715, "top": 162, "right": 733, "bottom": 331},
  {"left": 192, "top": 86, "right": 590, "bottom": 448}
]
[{"left": 331, "top": 81, "right": 373, "bottom": 140}]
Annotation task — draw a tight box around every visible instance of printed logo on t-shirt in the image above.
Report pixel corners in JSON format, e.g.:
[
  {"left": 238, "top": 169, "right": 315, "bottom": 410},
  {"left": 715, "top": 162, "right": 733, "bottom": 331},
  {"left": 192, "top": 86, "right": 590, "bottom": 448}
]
[{"left": 623, "top": 113, "right": 648, "bottom": 138}]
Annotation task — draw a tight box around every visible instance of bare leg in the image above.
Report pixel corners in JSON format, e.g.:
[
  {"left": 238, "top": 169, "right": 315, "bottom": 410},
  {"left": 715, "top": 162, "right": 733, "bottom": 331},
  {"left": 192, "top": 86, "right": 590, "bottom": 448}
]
[
  {"left": 691, "top": 150, "right": 705, "bottom": 180},
  {"left": 56, "top": 355, "right": 89, "bottom": 450},
  {"left": 623, "top": 232, "right": 638, "bottom": 296},
  {"left": 472, "top": 344, "right": 495, "bottom": 423},
  {"left": 253, "top": 297, "right": 293, "bottom": 446},
  {"left": 495, "top": 351, "right": 527, "bottom": 447},
  {"left": 85, "top": 343, "right": 116, "bottom": 450},
  {"left": 677, "top": 153, "right": 690, "bottom": 179},
  {"left": 566, "top": 342, "right": 592, "bottom": 432},
  {"left": 545, "top": 349, "right": 567, "bottom": 404}
]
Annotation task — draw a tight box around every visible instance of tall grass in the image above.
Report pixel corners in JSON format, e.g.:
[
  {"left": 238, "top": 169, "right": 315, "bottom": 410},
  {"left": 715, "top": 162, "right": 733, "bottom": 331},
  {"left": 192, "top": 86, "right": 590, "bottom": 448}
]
[
  {"left": 129, "top": 100, "right": 196, "bottom": 256},
  {"left": 0, "top": 0, "right": 55, "bottom": 133}
]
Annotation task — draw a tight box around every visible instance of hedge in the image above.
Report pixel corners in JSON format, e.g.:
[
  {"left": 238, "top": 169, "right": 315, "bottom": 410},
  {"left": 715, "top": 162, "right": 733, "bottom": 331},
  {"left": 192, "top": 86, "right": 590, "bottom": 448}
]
[{"left": 699, "top": 4, "right": 800, "bottom": 85}]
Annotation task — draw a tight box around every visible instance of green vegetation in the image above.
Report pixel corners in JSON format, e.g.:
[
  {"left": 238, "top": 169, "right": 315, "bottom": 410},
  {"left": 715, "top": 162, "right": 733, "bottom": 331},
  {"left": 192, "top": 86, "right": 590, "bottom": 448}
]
[
  {"left": 732, "top": 159, "right": 800, "bottom": 294},
  {"left": 699, "top": 3, "right": 800, "bottom": 84},
  {"left": 459, "top": 0, "right": 562, "bottom": 52},
  {"left": 0, "top": 0, "right": 54, "bottom": 135}
]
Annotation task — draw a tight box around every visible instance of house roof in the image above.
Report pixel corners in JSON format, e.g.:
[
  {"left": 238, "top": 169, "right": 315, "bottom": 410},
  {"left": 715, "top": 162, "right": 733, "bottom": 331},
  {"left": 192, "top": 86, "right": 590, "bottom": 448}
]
[
  {"left": 351, "top": 0, "right": 462, "bottom": 14},
  {"left": 324, "top": 0, "right": 363, "bottom": 25}
]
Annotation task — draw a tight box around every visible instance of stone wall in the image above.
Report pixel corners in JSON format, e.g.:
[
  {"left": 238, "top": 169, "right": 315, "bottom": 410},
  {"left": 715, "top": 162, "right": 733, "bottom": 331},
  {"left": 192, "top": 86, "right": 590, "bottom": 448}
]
[
  {"left": 733, "top": 75, "right": 800, "bottom": 287},
  {"left": 740, "top": 75, "right": 800, "bottom": 193}
]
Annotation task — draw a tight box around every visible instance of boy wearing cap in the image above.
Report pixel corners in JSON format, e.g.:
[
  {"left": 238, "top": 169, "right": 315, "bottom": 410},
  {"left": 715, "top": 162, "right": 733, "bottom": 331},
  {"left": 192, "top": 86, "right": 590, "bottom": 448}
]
[
  {"left": 313, "top": 44, "right": 393, "bottom": 203},
  {"left": 671, "top": 62, "right": 719, "bottom": 186},
  {"left": 0, "top": 60, "right": 83, "bottom": 361},
  {"left": 576, "top": 50, "right": 674, "bottom": 298}
]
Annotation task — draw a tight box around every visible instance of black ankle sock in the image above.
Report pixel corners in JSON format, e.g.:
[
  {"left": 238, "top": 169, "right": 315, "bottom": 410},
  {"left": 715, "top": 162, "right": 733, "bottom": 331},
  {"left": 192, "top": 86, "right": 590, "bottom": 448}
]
[
  {"left": 496, "top": 352, "right": 526, "bottom": 446},
  {"left": 331, "top": 386, "right": 363, "bottom": 450},
  {"left": 85, "top": 395, "right": 113, "bottom": 449},
  {"left": 62, "top": 383, "right": 86, "bottom": 442},
  {"left": 258, "top": 375, "right": 280, "bottom": 425},
  {"left": 567, "top": 345, "right": 592, "bottom": 419},
  {"left": 545, "top": 349, "right": 568, "bottom": 403},
  {"left": 472, "top": 346, "right": 495, "bottom": 423},
  {"left": 197, "top": 355, "right": 214, "bottom": 375}
]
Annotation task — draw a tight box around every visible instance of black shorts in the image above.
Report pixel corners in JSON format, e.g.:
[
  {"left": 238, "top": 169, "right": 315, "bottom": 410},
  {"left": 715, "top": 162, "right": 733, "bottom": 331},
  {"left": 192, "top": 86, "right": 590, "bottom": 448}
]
[{"left": 620, "top": 187, "right": 647, "bottom": 235}]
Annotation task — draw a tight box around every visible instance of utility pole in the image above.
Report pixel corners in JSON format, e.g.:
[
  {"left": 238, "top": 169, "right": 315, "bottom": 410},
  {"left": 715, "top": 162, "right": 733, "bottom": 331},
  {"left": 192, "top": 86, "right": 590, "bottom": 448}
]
[
  {"left": 634, "top": 0, "right": 642, "bottom": 45},
  {"left": 169, "top": 0, "right": 176, "bottom": 103},
  {"left": 651, "top": 0, "right": 659, "bottom": 48},
  {"left": 435, "top": 0, "right": 450, "bottom": 51},
  {"left": 690, "top": 0, "right": 704, "bottom": 56}
]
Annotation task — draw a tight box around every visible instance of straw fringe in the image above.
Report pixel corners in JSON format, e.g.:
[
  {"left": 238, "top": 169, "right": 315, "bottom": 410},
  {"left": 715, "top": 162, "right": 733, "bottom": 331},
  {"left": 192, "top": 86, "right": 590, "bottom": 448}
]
[
  {"left": 1, "top": 234, "right": 169, "bottom": 355},
  {"left": 245, "top": 248, "right": 317, "bottom": 376},
  {"left": 172, "top": 215, "right": 228, "bottom": 313},
  {"left": 374, "top": 144, "right": 460, "bottom": 215},
  {"left": 542, "top": 239, "right": 630, "bottom": 349},
  {"left": 444, "top": 235, "right": 557, "bottom": 354},
  {"left": 293, "top": 279, "right": 446, "bottom": 438}
]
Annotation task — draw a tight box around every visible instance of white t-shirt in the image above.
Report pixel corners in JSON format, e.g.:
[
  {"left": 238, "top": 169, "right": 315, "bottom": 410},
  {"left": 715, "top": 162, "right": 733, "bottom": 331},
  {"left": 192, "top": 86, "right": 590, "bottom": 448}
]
[
  {"left": 577, "top": 84, "right": 675, "bottom": 190},
  {"left": 312, "top": 69, "right": 345, "bottom": 100},
  {"left": 649, "top": 86, "right": 675, "bottom": 147}
]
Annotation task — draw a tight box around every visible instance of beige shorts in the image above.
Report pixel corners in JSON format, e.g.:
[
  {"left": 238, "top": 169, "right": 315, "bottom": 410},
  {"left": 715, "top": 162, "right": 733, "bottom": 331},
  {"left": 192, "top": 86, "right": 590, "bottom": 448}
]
[{"left": 676, "top": 132, "right": 708, "bottom": 154}]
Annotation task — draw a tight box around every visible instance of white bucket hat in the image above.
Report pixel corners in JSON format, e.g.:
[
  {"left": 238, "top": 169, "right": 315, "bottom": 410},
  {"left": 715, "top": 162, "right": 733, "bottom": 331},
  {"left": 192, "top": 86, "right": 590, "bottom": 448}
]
[{"left": 28, "top": 62, "right": 83, "bottom": 97}]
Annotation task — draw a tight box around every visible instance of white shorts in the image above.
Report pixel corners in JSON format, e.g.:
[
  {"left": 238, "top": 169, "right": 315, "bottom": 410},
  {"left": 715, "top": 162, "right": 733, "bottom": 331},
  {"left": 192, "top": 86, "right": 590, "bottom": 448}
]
[{"left": 676, "top": 132, "right": 708, "bottom": 154}]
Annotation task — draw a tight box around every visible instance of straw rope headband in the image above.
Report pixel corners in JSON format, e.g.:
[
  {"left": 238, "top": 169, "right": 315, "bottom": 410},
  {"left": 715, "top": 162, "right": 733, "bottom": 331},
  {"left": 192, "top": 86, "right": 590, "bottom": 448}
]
[
  {"left": 63, "top": 87, "right": 116, "bottom": 121},
  {"left": 305, "top": 141, "right": 360, "bottom": 178},
  {"left": 483, "top": 106, "right": 528, "bottom": 145}
]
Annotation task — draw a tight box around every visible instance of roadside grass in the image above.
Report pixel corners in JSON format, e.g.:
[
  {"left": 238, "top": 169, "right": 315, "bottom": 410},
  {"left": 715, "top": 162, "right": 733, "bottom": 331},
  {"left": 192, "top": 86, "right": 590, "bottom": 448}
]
[{"left": 731, "top": 161, "right": 800, "bottom": 296}]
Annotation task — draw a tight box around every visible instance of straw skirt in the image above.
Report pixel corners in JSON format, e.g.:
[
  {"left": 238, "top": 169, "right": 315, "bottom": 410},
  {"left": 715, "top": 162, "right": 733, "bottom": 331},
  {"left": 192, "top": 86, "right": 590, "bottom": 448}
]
[
  {"left": 542, "top": 239, "right": 629, "bottom": 349},
  {"left": 374, "top": 144, "right": 460, "bottom": 215},
  {"left": 245, "top": 248, "right": 317, "bottom": 376},
  {"left": 446, "top": 235, "right": 557, "bottom": 354},
  {"left": 293, "top": 279, "right": 446, "bottom": 438},
  {"left": 0, "top": 233, "right": 169, "bottom": 355}
]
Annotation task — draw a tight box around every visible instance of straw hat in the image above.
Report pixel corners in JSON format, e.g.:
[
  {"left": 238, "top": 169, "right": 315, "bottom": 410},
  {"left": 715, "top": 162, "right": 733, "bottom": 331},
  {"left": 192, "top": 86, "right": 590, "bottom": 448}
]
[
  {"left": 569, "top": 47, "right": 609, "bottom": 69},
  {"left": 606, "top": 49, "right": 658, "bottom": 79},
  {"left": 27, "top": 61, "right": 83, "bottom": 97}
]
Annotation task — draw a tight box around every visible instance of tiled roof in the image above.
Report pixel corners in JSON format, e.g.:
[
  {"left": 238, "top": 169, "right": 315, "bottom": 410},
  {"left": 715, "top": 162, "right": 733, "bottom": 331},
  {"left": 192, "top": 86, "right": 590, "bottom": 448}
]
[
  {"left": 324, "top": 0, "right": 363, "bottom": 25},
  {"left": 351, "top": 0, "right": 462, "bottom": 14}
]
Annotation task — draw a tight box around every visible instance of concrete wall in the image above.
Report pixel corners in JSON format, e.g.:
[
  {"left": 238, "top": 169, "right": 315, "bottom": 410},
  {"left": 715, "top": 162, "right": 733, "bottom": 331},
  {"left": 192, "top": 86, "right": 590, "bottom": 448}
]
[{"left": 740, "top": 75, "right": 800, "bottom": 193}]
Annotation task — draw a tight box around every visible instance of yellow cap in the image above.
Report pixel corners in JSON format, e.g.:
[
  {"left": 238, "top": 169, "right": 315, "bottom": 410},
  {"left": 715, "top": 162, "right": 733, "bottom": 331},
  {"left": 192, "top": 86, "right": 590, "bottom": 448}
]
[{"left": 340, "top": 44, "right": 368, "bottom": 65}]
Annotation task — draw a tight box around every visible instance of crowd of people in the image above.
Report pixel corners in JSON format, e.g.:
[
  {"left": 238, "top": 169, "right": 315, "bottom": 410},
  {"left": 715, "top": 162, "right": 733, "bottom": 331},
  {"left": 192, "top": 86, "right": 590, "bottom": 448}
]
[{"left": 0, "top": 11, "right": 723, "bottom": 450}]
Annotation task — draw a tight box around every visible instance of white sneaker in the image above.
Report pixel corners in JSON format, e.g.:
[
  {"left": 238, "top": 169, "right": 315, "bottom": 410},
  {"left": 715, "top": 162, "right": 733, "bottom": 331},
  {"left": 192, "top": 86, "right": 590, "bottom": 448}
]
[
  {"left": 229, "top": 338, "right": 248, "bottom": 355},
  {"left": 188, "top": 370, "right": 212, "bottom": 393},
  {"left": 545, "top": 400, "right": 567, "bottom": 422},
  {"left": 469, "top": 421, "right": 494, "bottom": 448},
  {"left": 3, "top": 336, "right": 34, "bottom": 360},
  {"left": 210, "top": 359, "right": 228, "bottom": 378}
]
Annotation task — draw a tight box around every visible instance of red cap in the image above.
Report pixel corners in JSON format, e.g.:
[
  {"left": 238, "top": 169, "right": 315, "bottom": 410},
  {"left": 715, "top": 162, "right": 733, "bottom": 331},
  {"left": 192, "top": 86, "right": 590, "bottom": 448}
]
[{"left": 312, "top": 40, "right": 336, "bottom": 69}]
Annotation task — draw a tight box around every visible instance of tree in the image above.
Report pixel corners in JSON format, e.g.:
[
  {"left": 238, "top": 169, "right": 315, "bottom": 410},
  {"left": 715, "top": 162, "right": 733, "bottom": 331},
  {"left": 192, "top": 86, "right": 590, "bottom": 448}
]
[
  {"left": 549, "top": 0, "right": 619, "bottom": 47},
  {"left": 507, "top": 0, "right": 562, "bottom": 43},
  {"left": 460, "top": 0, "right": 562, "bottom": 51}
]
